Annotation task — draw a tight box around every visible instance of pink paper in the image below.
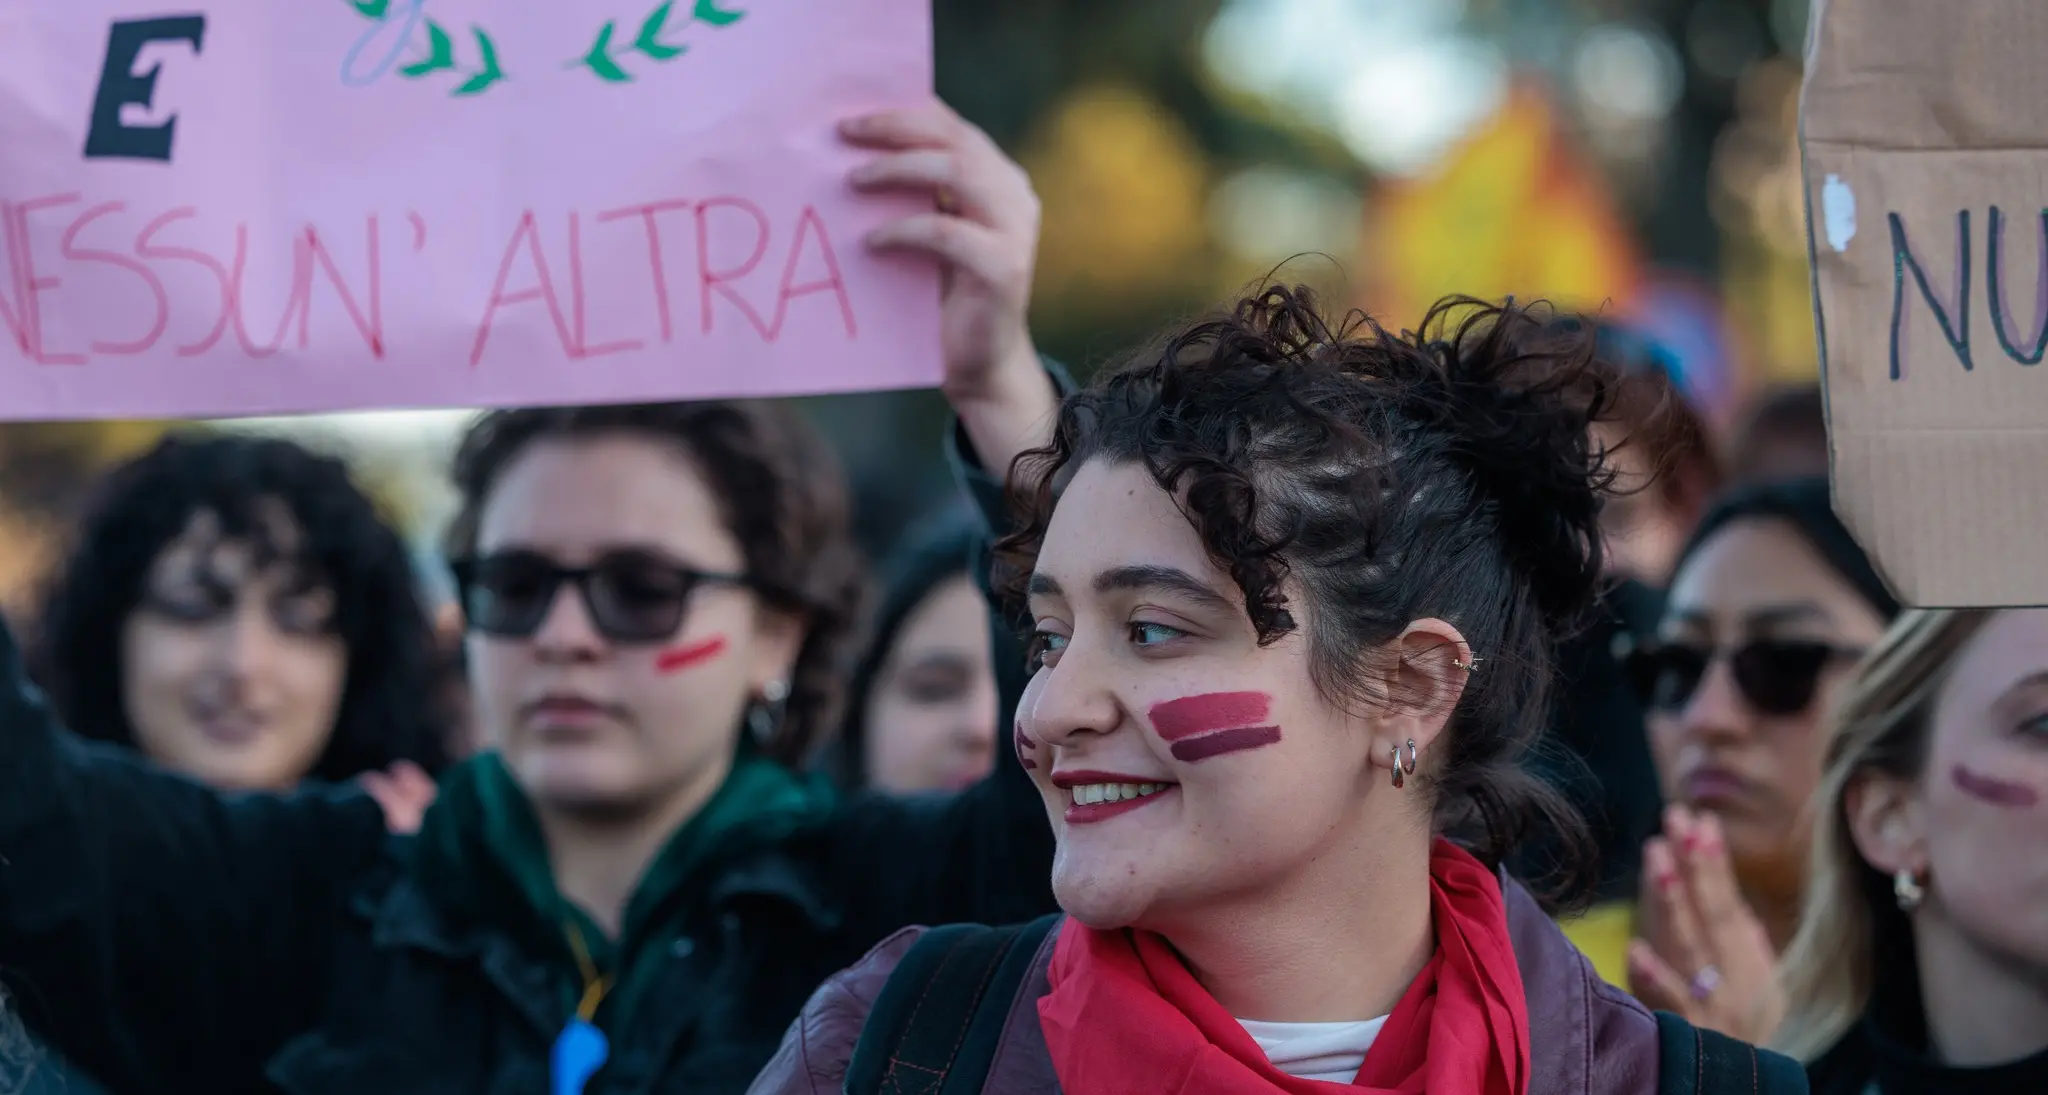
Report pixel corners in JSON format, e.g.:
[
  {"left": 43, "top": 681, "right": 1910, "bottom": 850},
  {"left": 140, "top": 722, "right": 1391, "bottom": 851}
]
[{"left": 0, "top": 0, "right": 938, "bottom": 420}]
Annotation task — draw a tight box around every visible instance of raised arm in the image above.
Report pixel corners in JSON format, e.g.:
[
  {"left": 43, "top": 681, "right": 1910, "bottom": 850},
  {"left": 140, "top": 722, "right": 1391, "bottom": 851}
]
[
  {"left": 828, "top": 100, "right": 1064, "bottom": 933},
  {"left": 843, "top": 99, "right": 1059, "bottom": 479},
  {"left": 0, "top": 614, "right": 389, "bottom": 1090}
]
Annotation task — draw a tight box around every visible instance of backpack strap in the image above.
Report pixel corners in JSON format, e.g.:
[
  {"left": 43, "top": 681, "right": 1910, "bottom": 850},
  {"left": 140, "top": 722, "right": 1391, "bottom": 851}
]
[
  {"left": 844, "top": 914, "right": 1062, "bottom": 1095},
  {"left": 1654, "top": 1011, "right": 1811, "bottom": 1095}
]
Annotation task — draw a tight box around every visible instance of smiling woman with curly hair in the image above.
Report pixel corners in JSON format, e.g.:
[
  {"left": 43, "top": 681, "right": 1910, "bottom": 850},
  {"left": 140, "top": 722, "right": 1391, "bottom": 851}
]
[{"left": 756, "top": 285, "right": 1809, "bottom": 1095}]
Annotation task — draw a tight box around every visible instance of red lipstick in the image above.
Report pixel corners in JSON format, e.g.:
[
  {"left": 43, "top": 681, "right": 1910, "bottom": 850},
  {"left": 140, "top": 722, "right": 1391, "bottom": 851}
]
[
  {"left": 1052, "top": 769, "right": 1177, "bottom": 825},
  {"left": 1050, "top": 769, "right": 1165, "bottom": 788},
  {"left": 1065, "top": 795, "right": 1169, "bottom": 824},
  {"left": 1680, "top": 765, "right": 1752, "bottom": 809},
  {"left": 524, "top": 693, "right": 621, "bottom": 732}
]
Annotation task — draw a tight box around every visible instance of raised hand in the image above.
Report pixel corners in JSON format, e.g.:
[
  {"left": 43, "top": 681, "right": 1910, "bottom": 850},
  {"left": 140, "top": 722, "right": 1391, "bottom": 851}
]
[
  {"left": 360, "top": 760, "right": 438, "bottom": 835},
  {"left": 1627, "top": 806, "right": 1786, "bottom": 1045},
  {"left": 842, "top": 101, "right": 1058, "bottom": 475}
]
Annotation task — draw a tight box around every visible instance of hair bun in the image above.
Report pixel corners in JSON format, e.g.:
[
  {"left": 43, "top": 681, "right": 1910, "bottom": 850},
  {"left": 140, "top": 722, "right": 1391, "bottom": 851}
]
[{"left": 1404, "top": 297, "right": 1615, "bottom": 630}]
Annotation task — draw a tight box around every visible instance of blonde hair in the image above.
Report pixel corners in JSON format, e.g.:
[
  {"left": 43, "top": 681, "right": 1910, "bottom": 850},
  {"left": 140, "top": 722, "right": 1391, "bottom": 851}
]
[{"left": 1772, "top": 608, "right": 1995, "bottom": 1060}]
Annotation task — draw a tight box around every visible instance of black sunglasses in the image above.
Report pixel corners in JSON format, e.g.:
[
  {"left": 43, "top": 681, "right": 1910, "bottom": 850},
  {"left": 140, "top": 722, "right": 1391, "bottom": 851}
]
[
  {"left": 449, "top": 549, "right": 759, "bottom": 644},
  {"left": 1619, "top": 637, "right": 1866, "bottom": 717}
]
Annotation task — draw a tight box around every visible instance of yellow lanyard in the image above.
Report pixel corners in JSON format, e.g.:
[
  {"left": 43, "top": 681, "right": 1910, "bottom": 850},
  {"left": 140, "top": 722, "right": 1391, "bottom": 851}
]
[{"left": 564, "top": 923, "right": 614, "bottom": 1023}]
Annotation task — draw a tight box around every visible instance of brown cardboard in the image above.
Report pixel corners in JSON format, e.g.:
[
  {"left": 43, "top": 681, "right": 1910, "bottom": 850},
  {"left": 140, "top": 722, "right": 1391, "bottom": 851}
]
[{"left": 1801, "top": 0, "right": 2048, "bottom": 606}]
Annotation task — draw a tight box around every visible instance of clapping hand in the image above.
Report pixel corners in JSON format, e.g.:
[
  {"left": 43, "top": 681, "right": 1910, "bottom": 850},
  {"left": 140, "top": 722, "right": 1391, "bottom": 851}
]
[{"left": 1627, "top": 806, "right": 1786, "bottom": 1045}]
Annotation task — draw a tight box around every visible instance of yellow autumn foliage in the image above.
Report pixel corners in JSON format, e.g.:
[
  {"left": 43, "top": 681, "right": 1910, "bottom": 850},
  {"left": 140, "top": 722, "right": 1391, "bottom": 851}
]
[{"left": 1024, "top": 85, "right": 1212, "bottom": 308}]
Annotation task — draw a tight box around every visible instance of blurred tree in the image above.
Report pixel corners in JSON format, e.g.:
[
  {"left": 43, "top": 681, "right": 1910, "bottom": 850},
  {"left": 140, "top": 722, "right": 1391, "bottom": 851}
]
[
  {"left": 933, "top": 0, "right": 1354, "bottom": 369},
  {"left": 0, "top": 421, "right": 171, "bottom": 616},
  {"left": 0, "top": 421, "right": 169, "bottom": 521},
  {"left": 1461, "top": 0, "right": 1800, "bottom": 285},
  {"left": 0, "top": 502, "right": 61, "bottom": 618}
]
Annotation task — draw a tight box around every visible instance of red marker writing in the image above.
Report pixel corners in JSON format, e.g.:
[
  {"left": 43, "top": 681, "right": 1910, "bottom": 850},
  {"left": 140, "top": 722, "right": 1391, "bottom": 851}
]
[
  {"left": 655, "top": 636, "right": 727, "bottom": 675},
  {"left": 1148, "top": 691, "right": 1282, "bottom": 763}
]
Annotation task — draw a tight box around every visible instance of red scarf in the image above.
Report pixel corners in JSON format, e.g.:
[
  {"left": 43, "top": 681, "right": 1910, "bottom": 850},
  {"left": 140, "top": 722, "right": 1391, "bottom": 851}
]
[{"left": 1037, "top": 839, "right": 1530, "bottom": 1095}]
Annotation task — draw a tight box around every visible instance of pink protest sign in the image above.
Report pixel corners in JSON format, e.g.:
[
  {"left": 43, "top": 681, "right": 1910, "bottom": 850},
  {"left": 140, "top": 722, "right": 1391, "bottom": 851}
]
[{"left": 0, "top": 0, "right": 937, "bottom": 420}]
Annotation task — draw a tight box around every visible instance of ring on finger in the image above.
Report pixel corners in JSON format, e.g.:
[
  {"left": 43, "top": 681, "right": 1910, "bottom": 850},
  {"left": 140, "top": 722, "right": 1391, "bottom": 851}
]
[
  {"left": 1688, "top": 964, "right": 1721, "bottom": 1002},
  {"left": 936, "top": 185, "right": 960, "bottom": 214}
]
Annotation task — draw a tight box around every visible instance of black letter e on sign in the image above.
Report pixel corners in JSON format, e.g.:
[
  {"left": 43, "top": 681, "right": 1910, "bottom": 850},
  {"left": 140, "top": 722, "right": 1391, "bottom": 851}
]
[{"left": 84, "top": 15, "right": 206, "bottom": 162}]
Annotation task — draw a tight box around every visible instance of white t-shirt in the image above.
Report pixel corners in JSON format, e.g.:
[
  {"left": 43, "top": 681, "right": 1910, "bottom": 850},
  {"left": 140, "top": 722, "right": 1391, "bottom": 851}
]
[{"left": 1237, "top": 1014, "right": 1390, "bottom": 1084}]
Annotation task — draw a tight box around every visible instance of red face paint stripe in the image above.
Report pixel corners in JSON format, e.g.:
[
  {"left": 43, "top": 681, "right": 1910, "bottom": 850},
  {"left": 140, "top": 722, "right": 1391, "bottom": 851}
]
[
  {"left": 1013, "top": 724, "right": 1039, "bottom": 770},
  {"left": 1169, "top": 725, "right": 1283, "bottom": 763},
  {"left": 1952, "top": 764, "right": 2039, "bottom": 807},
  {"left": 1148, "top": 691, "right": 1272, "bottom": 741},
  {"left": 655, "top": 636, "right": 728, "bottom": 674}
]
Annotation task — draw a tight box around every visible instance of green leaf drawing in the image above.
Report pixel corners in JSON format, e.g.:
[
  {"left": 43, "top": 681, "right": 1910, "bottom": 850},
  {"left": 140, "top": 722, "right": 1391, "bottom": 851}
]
[
  {"left": 576, "top": 21, "right": 635, "bottom": 82},
  {"left": 691, "top": 0, "right": 745, "bottom": 27},
  {"left": 343, "top": 0, "right": 507, "bottom": 97},
  {"left": 398, "top": 21, "right": 454, "bottom": 77},
  {"left": 634, "top": 2, "right": 687, "bottom": 60},
  {"left": 453, "top": 28, "right": 505, "bottom": 94},
  {"left": 570, "top": 0, "right": 745, "bottom": 83}
]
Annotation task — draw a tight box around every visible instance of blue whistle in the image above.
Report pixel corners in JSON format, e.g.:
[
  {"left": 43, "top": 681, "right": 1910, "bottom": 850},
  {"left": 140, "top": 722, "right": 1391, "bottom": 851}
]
[{"left": 552, "top": 1018, "right": 610, "bottom": 1095}]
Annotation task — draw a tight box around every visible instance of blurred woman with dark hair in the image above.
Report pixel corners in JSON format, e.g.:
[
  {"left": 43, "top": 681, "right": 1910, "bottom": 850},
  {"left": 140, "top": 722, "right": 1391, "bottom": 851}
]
[
  {"left": 1589, "top": 325, "right": 1722, "bottom": 589},
  {"left": 1727, "top": 385, "right": 1828, "bottom": 486},
  {"left": 1537, "top": 321, "right": 1722, "bottom": 986},
  {"left": 12, "top": 433, "right": 448, "bottom": 1095},
  {"left": 30, "top": 433, "right": 451, "bottom": 793},
  {"left": 1624, "top": 477, "right": 1901, "bottom": 1043},
  {"left": 832, "top": 509, "right": 1001, "bottom": 794}
]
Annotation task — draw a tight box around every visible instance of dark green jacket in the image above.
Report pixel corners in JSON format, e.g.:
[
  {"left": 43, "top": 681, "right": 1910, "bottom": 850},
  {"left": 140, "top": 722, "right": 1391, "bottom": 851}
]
[{"left": 0, "top": 427, "right": 1055, "bottom": 1095}]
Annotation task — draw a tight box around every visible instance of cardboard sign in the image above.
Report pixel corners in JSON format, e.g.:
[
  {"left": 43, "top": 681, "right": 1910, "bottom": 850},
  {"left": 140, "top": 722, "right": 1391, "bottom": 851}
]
[
  {"left": 0, "top": 0, "right": 938, "bottom": 421},
  {"left": 1803, "top": 0, "right": 2048, "bottom": 606}
]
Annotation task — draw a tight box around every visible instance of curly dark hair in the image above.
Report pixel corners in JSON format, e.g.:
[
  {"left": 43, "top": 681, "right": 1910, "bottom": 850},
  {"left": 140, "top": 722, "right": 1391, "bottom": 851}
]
[
  {"left": 443, "top": 401, "right": 865, "bottom": 768},
  {"left": 31, "top": 433, "right": 451, "bottom": 781},
  {"left": 995, "top": 285, "right": 1635, "bottom": 896}
]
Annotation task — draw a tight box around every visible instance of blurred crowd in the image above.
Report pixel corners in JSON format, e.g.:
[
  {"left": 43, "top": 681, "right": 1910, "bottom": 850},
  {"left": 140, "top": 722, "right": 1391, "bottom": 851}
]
[{"left": 0, "top": 102, "right": 2039, "bottom": 1095}]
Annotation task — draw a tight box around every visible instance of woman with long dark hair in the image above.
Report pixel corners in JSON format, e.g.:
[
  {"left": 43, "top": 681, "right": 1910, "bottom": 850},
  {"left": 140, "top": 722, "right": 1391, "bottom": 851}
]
[
  {"left": 1623, "top": 478, "right": 1900, "bottom": 1041},
  {"left": 832, "top": 510, "right": 1000, "bottom": 793}
]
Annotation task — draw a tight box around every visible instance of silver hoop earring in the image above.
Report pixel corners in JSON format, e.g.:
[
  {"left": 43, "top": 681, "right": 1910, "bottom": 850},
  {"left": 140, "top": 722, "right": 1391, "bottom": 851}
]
[
  {"left": 1894, "top": 868, "right": 1925, "bottom": 911},
  {"left": 747, "top": 679, "right": 790, "bottom": 744},
  {"left": 1390, "top": 744, "right": 1405, "bottom": 789},
  {"left": 1401, "top": 738, "right": 1418, "bottom": 775}
]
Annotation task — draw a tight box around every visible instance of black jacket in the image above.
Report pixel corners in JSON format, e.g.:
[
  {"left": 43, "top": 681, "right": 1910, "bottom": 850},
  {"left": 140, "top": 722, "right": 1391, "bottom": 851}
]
[
  {"left": 1512, "top": 578, "right": 1666, "bottom": 904},
  {"left": 0, "top": 431, "right": 1054, "bottom": 1095},
  {"left": 1807, "top": 965, "right": 2048, "bottom": 1095}
]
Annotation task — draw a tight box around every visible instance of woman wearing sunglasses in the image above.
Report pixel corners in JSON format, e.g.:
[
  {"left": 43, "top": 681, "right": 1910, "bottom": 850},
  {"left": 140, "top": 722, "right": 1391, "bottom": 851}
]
[
  {"left": 1778, "top": 608, "right": 2048, "bottom": 1094},
  {"left": 1623, "top": 476, "right": 1900, "bottom": 1042},
  {"left": 0, "top": 102, "right": 1060, "bottom": 1095}
]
